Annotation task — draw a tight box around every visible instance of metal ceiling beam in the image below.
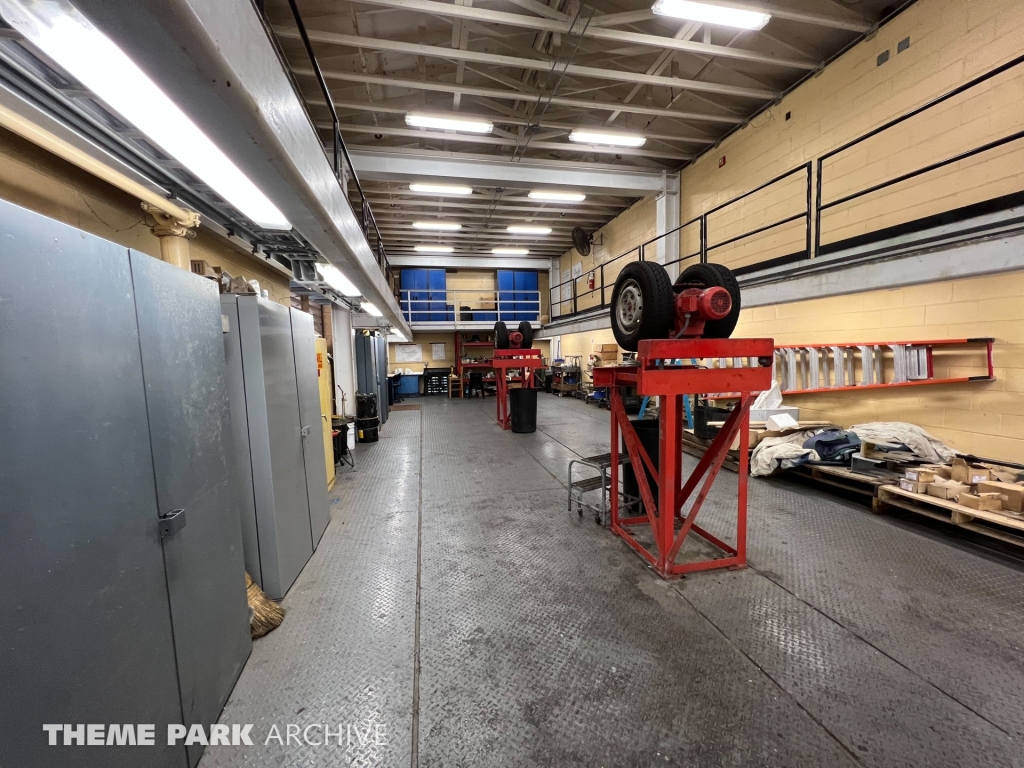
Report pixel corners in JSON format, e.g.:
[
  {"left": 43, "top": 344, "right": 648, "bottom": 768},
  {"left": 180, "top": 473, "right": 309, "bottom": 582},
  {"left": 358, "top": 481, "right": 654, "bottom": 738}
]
[
  {"left": 275, "top": 27, "right": 779, "bottom": 99},
  {"left": 373, "top": 211, "right": 607, "bottom": 222},
  {"left": 330, "top": 122, "right": 692, "bottom": 160},
  {"left": 364, "top": 199, "right": 626, "bottom": 214},
  {"left": 348, "top": 148, "right": 671, "bottom": 195},
  {"left": 588, "top": 3, "right": 871, "bottom": 32},
  {"left": 389, "top": 254, "right": 553, "bottom": 268},
  {"left": 300, "top": 70, "right": 745, "bottom": 124},
  {"left": 346, "top": 0, "right": 818, "bottom": 69},
  {"left": 325, "top": 99, "right": 717, "bottom": 143}
]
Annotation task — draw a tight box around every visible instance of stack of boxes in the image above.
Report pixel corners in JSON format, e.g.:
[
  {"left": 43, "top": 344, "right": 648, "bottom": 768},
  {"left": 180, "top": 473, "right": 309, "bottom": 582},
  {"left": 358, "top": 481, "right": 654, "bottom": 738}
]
[{"left": 899, "top": 459, "right": 1024, "bottom": 516}]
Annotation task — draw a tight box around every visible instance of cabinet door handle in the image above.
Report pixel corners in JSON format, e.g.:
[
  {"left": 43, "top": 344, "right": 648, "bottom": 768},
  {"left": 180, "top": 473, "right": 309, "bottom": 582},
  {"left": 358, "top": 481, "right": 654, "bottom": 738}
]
[{"left": 300, "top": 425, "right": 311, "bottom": 437}]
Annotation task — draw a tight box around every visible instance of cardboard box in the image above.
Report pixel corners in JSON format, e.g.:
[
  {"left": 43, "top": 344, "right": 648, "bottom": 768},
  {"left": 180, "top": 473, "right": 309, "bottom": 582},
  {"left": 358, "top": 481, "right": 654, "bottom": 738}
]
[
  {"left": 976, "top": 481, "right": 1024, "bottom": 513},
  {"left": 899, "top": 479, "right": 929, "bottom": 494},
  {"left": 958, "top": 492, "right": 1003, "bottom": 512},
  {"left": 927, "top": 480, "right": 970, "bottom": 500},
  {"left": 951, "top": 458, "right": 992, "bottom": 485},
  {"left": 904, "top": 468, "right": 936, "bottom": 483}
]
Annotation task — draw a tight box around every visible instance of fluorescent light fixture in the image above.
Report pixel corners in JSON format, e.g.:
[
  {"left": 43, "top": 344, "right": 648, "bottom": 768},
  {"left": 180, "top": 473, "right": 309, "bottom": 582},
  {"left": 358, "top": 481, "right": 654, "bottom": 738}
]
[
  {"left": 409, "top": 183, "right": 473, "bottom": 196},
  {"left": 405, "top": 112, "right": 493, "bottom": 133},
  {"left": 388, "top": 330, "right": 408, "bottom": 342},
  {"left": 414, "top": 245, "right": 454, "bottom": 253},
  {"left": 506, "top": 225, "right": 551, "bottom": 235},
  {"left": 492, "top": 247, "right": 530, "bottom": 255},
  {"left": 568, "top": 129, "right": 647, "bottom": 148},
  {"left": 361, "top": 301, "right": 383, "bottom": 317},
  {"left": 651, "top": 0, "right": 771, "bottom": 30},
  {"left": 413, "top": 221, "right": 462, "bottom": 231},
  {"left": 528, "top": 190, "right": 586, "bottom": 202},
  {"left": 0, "top": 0, "right": 292, "bottom": 230},
  {"left": 317, "top": 264, "right": 361, "bottom": 297}
]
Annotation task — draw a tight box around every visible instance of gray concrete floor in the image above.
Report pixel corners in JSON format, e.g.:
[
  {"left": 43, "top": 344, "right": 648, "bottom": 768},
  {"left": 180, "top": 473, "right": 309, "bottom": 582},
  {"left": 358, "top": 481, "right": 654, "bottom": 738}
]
[{"left": 201, "top": 395, "right": 1024, "bottom": 768}]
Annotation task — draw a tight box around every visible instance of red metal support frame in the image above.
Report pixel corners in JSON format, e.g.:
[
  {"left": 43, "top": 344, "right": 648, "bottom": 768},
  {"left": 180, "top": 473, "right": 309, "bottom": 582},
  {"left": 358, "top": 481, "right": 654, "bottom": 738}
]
[
  {"left": 593, "top": 338, "right": 773, "bottom": 579},
  {"left": 491, "top": 348, "right": 544, "bottom": 430}
]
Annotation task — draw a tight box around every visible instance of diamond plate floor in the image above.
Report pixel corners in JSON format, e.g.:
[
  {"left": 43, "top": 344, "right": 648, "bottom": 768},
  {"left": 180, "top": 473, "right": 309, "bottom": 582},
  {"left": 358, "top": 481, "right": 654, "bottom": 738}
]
[{"left": 200, "top": 396, "right": 1024, "bottom": 768}]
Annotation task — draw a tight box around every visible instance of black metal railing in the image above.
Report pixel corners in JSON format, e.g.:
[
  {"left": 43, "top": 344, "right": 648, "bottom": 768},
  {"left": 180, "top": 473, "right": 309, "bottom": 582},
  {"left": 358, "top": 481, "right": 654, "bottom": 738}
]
[
  {"left": 550, "top": 165, "right": 811, "bottom": 317},
  {"left": 279, "top": 0, "right": 394, "bottom": 292},
  {"left": 815, "top": 51, "right": 1024, "bottom": 256},
  {"left": 550, "top": 55, "right": 1024, "bottom": 323}
]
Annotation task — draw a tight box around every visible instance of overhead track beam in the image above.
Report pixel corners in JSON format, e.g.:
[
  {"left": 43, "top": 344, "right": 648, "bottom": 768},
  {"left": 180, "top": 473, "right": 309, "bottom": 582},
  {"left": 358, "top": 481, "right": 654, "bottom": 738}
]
[
  {"left": 345, "top": 0, "right": 818, "bottom": 69},
  {"left": 275, "top": 27, "right": 779, "bottom": 100}
]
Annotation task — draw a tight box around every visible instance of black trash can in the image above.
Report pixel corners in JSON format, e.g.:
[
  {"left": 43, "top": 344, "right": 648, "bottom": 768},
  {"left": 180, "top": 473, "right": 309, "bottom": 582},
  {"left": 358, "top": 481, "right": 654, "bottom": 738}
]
[
  {"left": 509, "top": 388, "right": 538, "bottom": 433},
  {"left": 356, "top": 392, "right": 378, "bottom": 420},
  {"left": 622, "top": 417, "right": 660, "bottom": 510},
  {"left": 356, "top": 415, "right": 380, "bottom": 443}
]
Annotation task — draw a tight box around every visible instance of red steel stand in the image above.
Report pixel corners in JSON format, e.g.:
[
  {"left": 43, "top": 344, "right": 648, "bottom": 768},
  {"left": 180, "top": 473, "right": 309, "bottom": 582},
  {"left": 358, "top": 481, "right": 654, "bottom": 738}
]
[
  {"left": 593, "top": 338, "right": 774, "bottom": 579},
  {"left": 492, "top": 348, "right": 544, "bottom": 430}
]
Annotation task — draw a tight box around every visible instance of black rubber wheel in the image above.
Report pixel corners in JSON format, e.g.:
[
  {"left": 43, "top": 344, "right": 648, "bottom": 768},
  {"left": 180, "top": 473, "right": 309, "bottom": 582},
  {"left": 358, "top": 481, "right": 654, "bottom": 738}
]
[
  {"left": 673, "top": 263, "right": 741, "bottom": 339},
  {"left": 494, "top": 321, "right": 509, "bottom": 349},
  {"left": 517, "top": 320, "right": 534, "bottom": 349},
  {"left": 609, "top": 261, "right": 674, "bottom": 351}
]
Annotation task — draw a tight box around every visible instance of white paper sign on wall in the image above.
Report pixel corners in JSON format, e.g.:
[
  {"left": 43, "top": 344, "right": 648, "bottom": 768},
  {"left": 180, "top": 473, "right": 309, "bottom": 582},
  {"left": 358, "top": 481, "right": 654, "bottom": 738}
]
[
  {"left": 571, "top": 262, "right": 583, "bottom": 279},
  {"left": 560, "top": 269, "right": 572, "bottom": 301},
  {"left": 395, "top": 344, "right": 423, "bottom": 363}
]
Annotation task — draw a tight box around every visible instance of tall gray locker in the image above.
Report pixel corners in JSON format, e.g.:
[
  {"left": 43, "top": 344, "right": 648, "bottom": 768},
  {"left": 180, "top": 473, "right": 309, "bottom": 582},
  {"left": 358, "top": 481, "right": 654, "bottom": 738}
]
[
  {"left": 355, "top": 331, "right": 389, "bottom": 424},
  {"left": 0, "top": 200, "right": 250, "bottom": 768},
  {"left": 221, "top": 295, "right": 330, "bottom": 600}
]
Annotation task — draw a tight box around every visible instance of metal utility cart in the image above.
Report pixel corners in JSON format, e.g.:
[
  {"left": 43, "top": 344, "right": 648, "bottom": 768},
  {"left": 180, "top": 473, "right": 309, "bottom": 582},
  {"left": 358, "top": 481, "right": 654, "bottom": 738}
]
[
  {"left": 568, "top": 452, "right": 632, "bottom": 525},
  {"left": 551, "top": 357, "right": 581, "bottom": 397}
]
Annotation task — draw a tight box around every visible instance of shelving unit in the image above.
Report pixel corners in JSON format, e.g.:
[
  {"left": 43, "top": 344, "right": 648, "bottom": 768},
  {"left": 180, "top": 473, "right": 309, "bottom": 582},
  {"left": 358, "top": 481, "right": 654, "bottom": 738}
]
[
  {"left": 551, "top": 357, "right": 582, "bottom": 397},
  {"left": 455, "top": 332, "right": 495, "bottom": 399}
]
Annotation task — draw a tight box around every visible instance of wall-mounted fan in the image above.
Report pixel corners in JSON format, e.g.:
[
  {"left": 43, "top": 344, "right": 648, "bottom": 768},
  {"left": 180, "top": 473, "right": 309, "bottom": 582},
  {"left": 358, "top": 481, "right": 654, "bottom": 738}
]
[{"left": 572, "top": 226, "right": 593, "bottom": 257}]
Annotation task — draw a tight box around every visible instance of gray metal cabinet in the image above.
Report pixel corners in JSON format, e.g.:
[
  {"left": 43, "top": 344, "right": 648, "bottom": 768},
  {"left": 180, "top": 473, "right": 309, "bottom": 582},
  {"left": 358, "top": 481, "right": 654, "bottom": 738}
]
[
  {"left": 0, "top": 200, "right": 250, "bottom": 768},
  {"left": 221, "top": 295, "right": 330, "bottom": 600},
  {"left": 290, "top": 308, "right": 331, "bottom": 547}
]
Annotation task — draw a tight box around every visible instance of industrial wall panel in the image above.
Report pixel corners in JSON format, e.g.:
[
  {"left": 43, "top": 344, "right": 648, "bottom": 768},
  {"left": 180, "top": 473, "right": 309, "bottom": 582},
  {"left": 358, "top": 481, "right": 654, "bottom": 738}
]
[
  {"left": 238, "top": 296, "right": 313, "bottom": 599},
  {"left": 130, "top": 253, "right": 251, "bottom": 768},
  {"left": 289, "top": 308, "right": 331, "bottom": 548},
  {"left": 0, "top": 200, "right": 187, "bottom": 767}
]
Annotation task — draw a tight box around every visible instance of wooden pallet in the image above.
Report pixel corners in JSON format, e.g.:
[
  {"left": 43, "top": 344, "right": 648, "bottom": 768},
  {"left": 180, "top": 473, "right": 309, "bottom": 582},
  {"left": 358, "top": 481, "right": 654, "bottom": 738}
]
[
  {"left": 681, "top": 432, "right": 742, "bottom": 473},
  {"left": 790, "top": 464, "right": 894, "bottom": 507},
  {"left": 877, "top": 485, "right": 1024, "bottom": 548}
]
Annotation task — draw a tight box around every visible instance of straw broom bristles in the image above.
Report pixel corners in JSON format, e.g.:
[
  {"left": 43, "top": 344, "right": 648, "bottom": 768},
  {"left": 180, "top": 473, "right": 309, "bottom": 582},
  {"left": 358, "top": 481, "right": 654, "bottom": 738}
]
[{"left": 246, "top": 572, "right": 285, "bottom": 638}]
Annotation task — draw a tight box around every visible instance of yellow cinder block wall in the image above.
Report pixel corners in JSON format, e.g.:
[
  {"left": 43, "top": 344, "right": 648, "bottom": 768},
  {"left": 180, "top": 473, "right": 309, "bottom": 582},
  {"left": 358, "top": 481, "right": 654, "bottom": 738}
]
[
  {"left": 555, "top": 197, "right": 656, "bottom": 315},
  {"left": 0, "top": 127, "right": 292, "bottom": 303},
  {"left": 389, "top": 333, "right": 456, "bottom": 374},
  {"left": 735, "top": 271, "right": 1024, "bottom": 462},
  {"left": 679, "top": 0, "right": 1024, "bottom": 270}
]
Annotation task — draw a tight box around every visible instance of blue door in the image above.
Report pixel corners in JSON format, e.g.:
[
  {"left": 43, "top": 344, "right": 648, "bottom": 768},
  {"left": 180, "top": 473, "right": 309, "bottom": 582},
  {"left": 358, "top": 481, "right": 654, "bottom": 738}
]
[
  {"left": 497, "top": 270, "right": 515, "bottom": 321},
  {"left": 514, "top": 271, "right": 539, "bottom": 321},
  {"left": 427, "top": 269, "right": 447, "bottom": 321},
  {"left": 402, "top": 269, "right": 428, "bottom": 321}
]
